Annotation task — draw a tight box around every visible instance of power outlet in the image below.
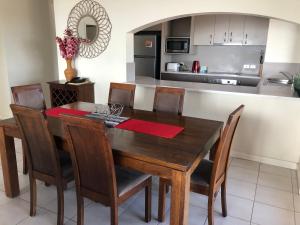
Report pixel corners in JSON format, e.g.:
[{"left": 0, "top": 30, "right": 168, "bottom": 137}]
[
  {"left": 250, "top": 65, "right": 256, "bottom": 69},
  {"left": 243, "top": 64, "right": 250, "bottom": 69}
]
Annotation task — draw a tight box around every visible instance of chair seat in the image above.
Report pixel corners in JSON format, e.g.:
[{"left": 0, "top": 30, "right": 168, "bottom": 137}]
[
  {"left": 191, "top": 159, "right": 213, "bottom": 187},
  {"left": 116, "top": 166, "right": 151, "bottom": 196},
  {"left": 59, "top": 151, "right": 73, "bottom": 179}
]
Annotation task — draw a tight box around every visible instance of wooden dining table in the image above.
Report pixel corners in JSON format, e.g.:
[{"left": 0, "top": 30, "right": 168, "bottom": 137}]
[{"left": 0, "top": 101, "right": 223, "bottom": 225}]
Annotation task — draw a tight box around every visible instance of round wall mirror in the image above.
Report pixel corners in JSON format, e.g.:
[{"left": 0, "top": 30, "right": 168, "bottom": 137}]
[
  {"left": 67, "top": 0, "right": 112, "bottom": 58},
  {"left": 77, "top": 16, "right": 98, "bottom": 42}
]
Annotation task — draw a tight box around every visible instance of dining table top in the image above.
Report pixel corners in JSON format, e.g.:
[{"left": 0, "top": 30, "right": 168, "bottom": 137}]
[{"left": 0, "top": 102, "right": 223, "bottom": 172}]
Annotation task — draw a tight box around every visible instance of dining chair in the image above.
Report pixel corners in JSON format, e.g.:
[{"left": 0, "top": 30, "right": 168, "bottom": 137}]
[
  {"left": 158, "top": 105, "right": 245, "bottom": 225},
  {"left": 108, "top": 82, "right": 136, "bottom": 108},
  {"left": 10, "top": 104, "right": 74, "bottom": 225},
  {"left": 62, "top": 115, "right": 152, "bottom": 225},
  {"left": 11, "top": 83, "right": 46, "bottom": 110},
  {"left": 153, "top": 86, "right": 185, "bottom": 115},
  {"left": 11, "top": 83, "right": 46, "bottom": 174}
]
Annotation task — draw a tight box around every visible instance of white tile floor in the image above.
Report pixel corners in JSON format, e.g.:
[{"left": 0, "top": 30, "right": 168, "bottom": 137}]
[{"left": 0, "top": 139, "right": 299, "bottom": 225}]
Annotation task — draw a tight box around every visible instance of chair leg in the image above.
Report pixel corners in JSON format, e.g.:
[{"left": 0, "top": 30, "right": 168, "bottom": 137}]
[
  {"left": 221, "top": 182, "right": 227, "bottom": 217},
  {"left": 158, "top": 178, "right": 167, "bottom": 222},
  {"left": 111, "top": 202, "right": 118, "bottom": 225},
  {"left": 76, "top": 194, "right": 84, "bottom": 225},
  {"left": 208, "top": 194, "right": 215, "bottom": 225},
  {"left": 29, "top": 177, "right": 36, "bottom": 216},
  {"left": 145, "top": 179, "right": 152, "bottom": 222},
  {"left": 57, "top": 186, "right": 64, "bottom": 225},
  {"left": 22, "top": 143, "right": 28, "bottom": 175}
]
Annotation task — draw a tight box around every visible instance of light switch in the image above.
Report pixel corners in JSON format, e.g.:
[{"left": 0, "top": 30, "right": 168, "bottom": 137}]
[
  {"left": 250, "top": 65, "right": 256, "bottom": 69},
  {"left": 243, "top": 64, "right": 250, "bottom": 69}
]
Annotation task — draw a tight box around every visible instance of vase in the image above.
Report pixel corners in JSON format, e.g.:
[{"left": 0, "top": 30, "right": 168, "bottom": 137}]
[{"left": 64, "top": 59, "right": 76, "bottom": 81}]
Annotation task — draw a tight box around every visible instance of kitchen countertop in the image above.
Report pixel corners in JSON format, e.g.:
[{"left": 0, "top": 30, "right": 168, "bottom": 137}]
[
  {"left": 161, "top": 70, "right": 260, "bottom": 78},
  {"left": 129, "top": 76, "right": 298, "bottom": 99}
]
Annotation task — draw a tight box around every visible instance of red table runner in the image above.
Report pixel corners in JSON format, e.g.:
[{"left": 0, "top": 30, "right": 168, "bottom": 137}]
[
  {"left": 45, "top": 107, "right": 90, "bottom": 118},
  {"left": 116, "top": 119, "right": 184, "bottom": 139}
]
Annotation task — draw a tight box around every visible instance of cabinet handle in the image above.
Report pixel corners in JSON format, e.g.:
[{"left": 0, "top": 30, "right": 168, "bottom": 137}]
[
  {"left": 230, "top": 38, "right": 232, "bottom": 42},
  {"left": 230, "top": 32, "right": 233, "bottom": 37}
]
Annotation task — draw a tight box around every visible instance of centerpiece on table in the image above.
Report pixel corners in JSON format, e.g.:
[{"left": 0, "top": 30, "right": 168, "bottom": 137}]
[{"left": 56, "top": 29, "right": 85, "bottom": 81}]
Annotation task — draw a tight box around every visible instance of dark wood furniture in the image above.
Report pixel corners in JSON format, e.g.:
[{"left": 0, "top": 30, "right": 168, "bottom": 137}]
[
  {"left": 11, "top": 83, "right": 46, "bottom": 110},
  {"left": 48, "top": 81, "right": 95, "bottom": 107},
  {"left": 108, "top": 82, "right": 136, "bottom": 108},
  {"left": 62, "top": 115, "right": 152, "bottom": 225},
  {"left": 11, "top": 83, "right": 47, "bottom": 175},
  {"left": 153, "top": 86, "right": 185, "bottom": 115},
  {"left": 158, "top": 105, "right": 244, "bottom": 225},
  {"left": 0, "top": 102, "right": 223, "bottom": 225},
  {"left": 10, "top": 104, "right": 74, "bottom": 225}
]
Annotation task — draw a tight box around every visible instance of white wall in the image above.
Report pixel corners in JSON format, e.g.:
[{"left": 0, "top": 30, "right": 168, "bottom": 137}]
[
  {"left": 0, "top": 33, "right": 12, "bottom": 119},
  {"left": 0, "top": 0, "right": 58, "bottom": 110},
  {"left": 265, "top": 19, "right": 300, "bottom": 63},
  {"left": 53, "top": 0, "right": 300, "bottom": 104}
]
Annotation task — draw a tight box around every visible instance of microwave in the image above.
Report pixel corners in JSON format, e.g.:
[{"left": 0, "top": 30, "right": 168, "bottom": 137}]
[{"left": 165, "top": 37, "right": 190, "bottom": 54}]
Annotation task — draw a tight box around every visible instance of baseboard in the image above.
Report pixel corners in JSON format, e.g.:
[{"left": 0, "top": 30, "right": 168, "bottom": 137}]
[{"left": 231, "top": 151, "right": 297, "bottom": 170}]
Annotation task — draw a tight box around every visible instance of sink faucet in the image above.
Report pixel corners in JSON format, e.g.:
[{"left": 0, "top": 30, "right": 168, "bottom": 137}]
[{"left": 280, "top": 71, "right": 293, "bottom": 81}]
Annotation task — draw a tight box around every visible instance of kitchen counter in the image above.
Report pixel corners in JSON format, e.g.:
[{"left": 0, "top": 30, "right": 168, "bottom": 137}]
[
  {"left": 162, "top": 70, "right": 259, "bottom": 78},
  {"left": 131, "top": 75, "right": 298, "bottom": 99},
  {"left": 129, "top": 75, "right": 300, "bottom": 170}
]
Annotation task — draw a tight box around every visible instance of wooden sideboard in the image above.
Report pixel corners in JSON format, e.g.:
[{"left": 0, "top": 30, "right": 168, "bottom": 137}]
[{"left": 47, "top": 81, "right": 95, "bottom": 107}]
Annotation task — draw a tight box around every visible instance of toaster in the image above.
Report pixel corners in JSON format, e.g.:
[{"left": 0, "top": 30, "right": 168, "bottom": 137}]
[{"left": 166, "top": 63, "right": 180, "bottom": 72}]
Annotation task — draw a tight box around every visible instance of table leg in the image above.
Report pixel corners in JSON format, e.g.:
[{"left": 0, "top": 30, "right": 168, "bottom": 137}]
[
  {"left": 170, "top": 170, "right": 190, "bottom": 225},
  {"left": 0, "top": 127, "right": 20, "bottom": 197}
]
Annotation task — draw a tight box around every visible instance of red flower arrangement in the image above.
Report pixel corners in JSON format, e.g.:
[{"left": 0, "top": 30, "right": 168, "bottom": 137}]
[{"left": 56, "top": 29, "right": 84, "bottom": 60}]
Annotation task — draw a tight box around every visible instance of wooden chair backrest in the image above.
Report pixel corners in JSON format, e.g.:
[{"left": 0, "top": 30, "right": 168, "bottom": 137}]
[
  {"left": 211, "top": 105, "right": 244, "bottom": 190},
  {"left": 62, "top": 115, "right": 117, "bottom": 203},
  {"left": 108, "top": 82, "right": 136, "bottom": 108},
  {"left": 10, "top": 104, "right": 59, "bottom": 177},
  {"left": 153, "top": 86, "right": 185, "bottom": 115},
  {"left": 11, "top": 83, "right": 46, "bottom": 110}
]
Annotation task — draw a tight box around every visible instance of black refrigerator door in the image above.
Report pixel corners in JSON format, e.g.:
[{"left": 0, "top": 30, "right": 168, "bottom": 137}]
[{"left": 134, "top": 57, "right": 156, "bottom": 78}]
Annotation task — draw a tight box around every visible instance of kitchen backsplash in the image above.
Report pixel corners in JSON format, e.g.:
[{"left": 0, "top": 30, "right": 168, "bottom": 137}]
[{"left": 170, "top": 45, "right": 266, "bottom": 74}]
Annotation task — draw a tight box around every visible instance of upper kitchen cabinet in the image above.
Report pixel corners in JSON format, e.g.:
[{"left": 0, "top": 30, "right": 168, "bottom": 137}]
[
  {"left": 193, "top": 15, "right": 215, "bottom": 45},
  {"left": 243, "top": 16, "right": 269, "bottom": 45},
  {"left": 213, "top": 15, "right": 245, "bottom": 44},
  {"left": 214, "top": 15, "right": 230, "bottom": 44},
  {"left": 228, "top": 15, "right": 246, "bottom": 44},
  {"left": 169, "top": 17, "right": 191, "bottom": 37},
  {"left": 193, "top": 14, "right": 269, "bottom": 46}
]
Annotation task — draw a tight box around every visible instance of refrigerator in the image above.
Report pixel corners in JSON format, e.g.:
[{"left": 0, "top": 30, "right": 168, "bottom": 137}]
[{"left": 134, "top": 32, "right": 161, "bottom": 79}]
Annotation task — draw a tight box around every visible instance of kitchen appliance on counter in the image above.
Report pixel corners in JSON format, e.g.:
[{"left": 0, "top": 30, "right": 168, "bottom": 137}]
[
  {"left": 192, "top": 60, "right": 200, "bottom": 73},
  {"left": 134, "top": 31, "right": 161, "bottom": 79},
  {"left": 165, "top": 37, "right": 190, "bottom": 54},
  {"left": 166, "top": 62, "right": 181, "bottom": 72}
]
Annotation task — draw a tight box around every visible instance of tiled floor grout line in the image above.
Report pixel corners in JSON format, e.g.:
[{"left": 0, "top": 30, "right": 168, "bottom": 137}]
[
  {"left": 229, "top": 173, "right": 295, "bottom": 194},
  {"left": 250, "top": 162, "right": 261, "bottom": 224}
]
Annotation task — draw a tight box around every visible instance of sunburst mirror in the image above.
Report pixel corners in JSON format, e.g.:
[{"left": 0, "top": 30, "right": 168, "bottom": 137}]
[{"left": 67, "top": 0, "right": 112, "bottom": 58}]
